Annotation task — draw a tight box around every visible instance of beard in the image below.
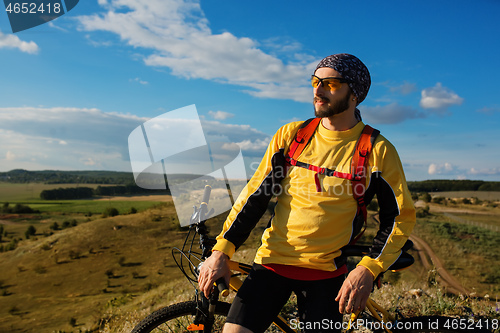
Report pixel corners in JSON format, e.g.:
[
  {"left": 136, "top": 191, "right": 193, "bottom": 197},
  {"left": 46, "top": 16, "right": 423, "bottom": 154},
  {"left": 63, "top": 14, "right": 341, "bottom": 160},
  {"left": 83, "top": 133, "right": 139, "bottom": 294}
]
[{"left": 313, "top": 92, "right": 351, "bottom": 118}]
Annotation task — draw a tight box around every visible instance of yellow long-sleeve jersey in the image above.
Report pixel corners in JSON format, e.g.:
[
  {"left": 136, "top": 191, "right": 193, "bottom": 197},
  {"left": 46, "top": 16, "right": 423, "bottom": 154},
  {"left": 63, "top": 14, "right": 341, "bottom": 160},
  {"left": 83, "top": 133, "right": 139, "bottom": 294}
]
[{"left": 213, "top": 120, "right": 416, "bottom": 278}]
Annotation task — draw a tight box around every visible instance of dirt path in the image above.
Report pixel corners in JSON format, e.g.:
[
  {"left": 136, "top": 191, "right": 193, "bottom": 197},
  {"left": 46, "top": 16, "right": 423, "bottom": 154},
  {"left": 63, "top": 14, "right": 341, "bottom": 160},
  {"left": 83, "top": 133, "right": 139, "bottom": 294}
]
[
  {"left": 409, "top": 234, "right": 470, "bottom": 295},
  {"left": 93, "top": 194, "right": 173, "bottom": 202},
  {"left": 0, "top": 219, "right": 19, "bottom": 225},
  {"left": 416, "top": 200, "right": 500, "bottom": 216}
]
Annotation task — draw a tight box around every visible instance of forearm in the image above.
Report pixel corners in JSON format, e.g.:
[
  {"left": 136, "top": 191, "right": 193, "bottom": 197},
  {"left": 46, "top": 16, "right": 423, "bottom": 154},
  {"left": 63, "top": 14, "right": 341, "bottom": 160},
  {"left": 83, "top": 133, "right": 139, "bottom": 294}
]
[{"left": 358, "top": 172, "right": 416, "bottom": 277}]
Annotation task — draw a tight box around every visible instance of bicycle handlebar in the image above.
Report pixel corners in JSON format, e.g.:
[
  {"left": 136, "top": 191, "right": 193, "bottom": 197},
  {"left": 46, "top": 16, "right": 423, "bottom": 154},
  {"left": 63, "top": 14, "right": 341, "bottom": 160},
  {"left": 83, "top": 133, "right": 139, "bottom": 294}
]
[
  {"left": 198, "top": 185, "right": 212, "bottom": 223},
  {"left": 216, "top": 278, "right": 229, "bottom": 297},
  {"left": 202, "top": 185, "right": 211, "bottom": 206}
]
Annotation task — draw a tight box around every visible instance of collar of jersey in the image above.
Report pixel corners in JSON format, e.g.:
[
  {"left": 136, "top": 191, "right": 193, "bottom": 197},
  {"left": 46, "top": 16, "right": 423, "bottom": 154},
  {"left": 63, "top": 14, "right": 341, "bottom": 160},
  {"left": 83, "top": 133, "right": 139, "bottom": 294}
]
[{"left": 317, "top": 120, "right": 365, "bottom": 141}]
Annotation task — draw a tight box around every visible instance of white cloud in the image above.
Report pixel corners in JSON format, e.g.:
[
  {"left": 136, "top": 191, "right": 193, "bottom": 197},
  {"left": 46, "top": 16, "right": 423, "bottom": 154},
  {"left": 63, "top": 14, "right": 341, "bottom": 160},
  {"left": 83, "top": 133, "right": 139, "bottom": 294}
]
[
  {"left": 208, "top": 110, "right": 234, "bottom": 120},
  {"left": 389, "top": 81, "right": 417, "bottom": 95},
  {"left": 130, "top": 77, "right": 149, "bottom": 85},
  {"left": 359, "top": 103, "right": 424, "bottom": 124},
  {"left": 6, "top": 151, "right": 16, "bottom": 161},
  {"left": 0, "top": 107, "right": 146, "bottom": 147},
  {"left": 428, "top": 162, "right": 455, "bottom": 175},
  {"left": 426, "top": 163, "right": 500, "bottom": 179},
  {"left": 476, "top": 106, "right": 500, "bottom": 115},
  {"left": 234, "top": 138, "right": 271, "bottom": 152},
  {"left": 420, "top": 83, "right": 464, "bottom": 111},
  {"left": 0, "top": 106, "right": 271, "bottom": 171},
  {"left": 76, "top": 0, "right": 315, "bottom": 102},
  {"left": 0, "top": 31, "right": 39, "bottom": 54},
  {"left": 82, "top": 157, "right": 97, "bottom": 166},
  {"left": 201, "top": 119, "right": 270, "bottom": 157},
  {"left": 0, "top": 107, "right": 145, "bottom": 171},
  {"left": 360, "top": 84, "right": 465, "bottom": 124},
  {"left": 469, "top": 167, "right": 500, "bottom": 176}
]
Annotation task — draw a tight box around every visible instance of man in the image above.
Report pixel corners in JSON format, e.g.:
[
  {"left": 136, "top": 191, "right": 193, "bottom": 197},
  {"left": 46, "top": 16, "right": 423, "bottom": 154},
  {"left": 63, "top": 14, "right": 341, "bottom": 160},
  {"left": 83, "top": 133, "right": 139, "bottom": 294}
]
[{"left": 198, "top": 53, "right": 416, "bottom": 332}]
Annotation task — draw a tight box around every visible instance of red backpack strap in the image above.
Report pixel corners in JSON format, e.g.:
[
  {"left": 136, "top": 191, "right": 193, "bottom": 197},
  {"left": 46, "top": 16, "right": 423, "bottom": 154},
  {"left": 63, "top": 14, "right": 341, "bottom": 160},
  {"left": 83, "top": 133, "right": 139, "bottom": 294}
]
[
  {"left": 273, "top": 118, "right": 321, "bottom": 195},
  {"left": 350, "top": 125, "right": 380, "bottom": 244},
  {"left": 286, "top": 118, "right": 321, "bottom": 163},
  {"left": 285, "top": 118, "right": 322, "bottom": 190}
]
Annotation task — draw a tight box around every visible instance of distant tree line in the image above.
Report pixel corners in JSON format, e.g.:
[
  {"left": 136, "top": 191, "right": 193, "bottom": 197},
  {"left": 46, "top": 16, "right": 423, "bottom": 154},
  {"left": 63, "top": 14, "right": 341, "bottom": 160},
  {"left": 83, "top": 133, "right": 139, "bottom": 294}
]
[
  {"left": 407, "top": 180, "right": 500, "bottom": 192},
  {"left": 40, "top": 187, "right": 94, "bottom": 200},
  {"left": 0, "top": 169, "right": 135, "bottom": 184},
  {"left": 40, "top": 185, "right": 169, "bottom": 200},
  {"left": 3, "top": 169, "right": 500, "bottom": 194},
  {"left": 1, "top": 202, "right": 40, "bottom": 214}
]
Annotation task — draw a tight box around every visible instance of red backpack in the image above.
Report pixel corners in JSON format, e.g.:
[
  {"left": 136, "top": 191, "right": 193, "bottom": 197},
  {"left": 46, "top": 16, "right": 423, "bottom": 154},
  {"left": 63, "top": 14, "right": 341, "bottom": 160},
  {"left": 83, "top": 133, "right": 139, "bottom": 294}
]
[{"left": 280, "top": 118, "right": 380, "bottom": 244}]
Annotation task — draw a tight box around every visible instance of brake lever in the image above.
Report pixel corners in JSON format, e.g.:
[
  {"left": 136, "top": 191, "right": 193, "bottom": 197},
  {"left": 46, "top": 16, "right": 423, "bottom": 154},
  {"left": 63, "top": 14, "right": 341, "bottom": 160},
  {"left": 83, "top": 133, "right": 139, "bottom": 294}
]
[
  {"left": 190, "top": 205, "right": 199, "bottom": 222},
  {"left": 205, "top": 208, "right": 215, "bottom": 220}
]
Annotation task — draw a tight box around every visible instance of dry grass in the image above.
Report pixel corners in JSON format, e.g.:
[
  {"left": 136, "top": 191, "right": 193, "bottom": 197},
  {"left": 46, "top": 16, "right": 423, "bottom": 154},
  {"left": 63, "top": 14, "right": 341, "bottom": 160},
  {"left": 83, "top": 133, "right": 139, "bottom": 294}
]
[
  {"left": 1, "top": 191, "right": 499, "bottom": 332},
  {"left": 0, "top": 204, "right": 187, "bottom": 332}
]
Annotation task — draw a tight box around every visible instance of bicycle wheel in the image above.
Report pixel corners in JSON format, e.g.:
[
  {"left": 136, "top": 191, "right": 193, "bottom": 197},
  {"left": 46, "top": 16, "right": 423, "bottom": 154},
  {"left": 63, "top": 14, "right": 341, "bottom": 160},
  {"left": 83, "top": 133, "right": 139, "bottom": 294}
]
[
  {"left": 391, "top": 315, "right": 494, "bottom": 333},
  {"left": 131, "top": 301, "right": 231, "bottom": 333}
]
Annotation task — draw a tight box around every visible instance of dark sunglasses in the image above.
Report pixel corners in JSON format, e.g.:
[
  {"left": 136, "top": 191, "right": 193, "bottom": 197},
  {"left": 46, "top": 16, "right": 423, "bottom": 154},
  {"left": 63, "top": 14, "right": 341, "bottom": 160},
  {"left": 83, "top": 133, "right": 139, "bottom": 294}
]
[{"left": 311, "top": 75, "right": 352, "bottom": 91}]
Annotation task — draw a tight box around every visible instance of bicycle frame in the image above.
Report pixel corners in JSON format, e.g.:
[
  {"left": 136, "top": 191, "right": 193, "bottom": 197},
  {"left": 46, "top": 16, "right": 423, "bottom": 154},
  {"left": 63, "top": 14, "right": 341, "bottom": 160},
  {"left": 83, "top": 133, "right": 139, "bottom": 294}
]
[{"left": 348, "top": 298, "right": 397, "bottom": 333}]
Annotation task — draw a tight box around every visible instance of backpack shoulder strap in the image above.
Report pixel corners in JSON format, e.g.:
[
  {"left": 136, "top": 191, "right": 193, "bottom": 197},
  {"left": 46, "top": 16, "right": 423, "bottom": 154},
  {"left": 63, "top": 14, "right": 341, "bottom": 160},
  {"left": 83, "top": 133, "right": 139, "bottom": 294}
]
[
  {"left": 286, "top": 117, "right": 321, "bottom": 162},
  {"left": 351, "top": 125, "right": 380, "bottom": 179},
  {"left": 272, "top": 118, "right": 320, "bottom": 195},
  {"left": 349, "top": 124, "right": 380, "bottom": 244}
]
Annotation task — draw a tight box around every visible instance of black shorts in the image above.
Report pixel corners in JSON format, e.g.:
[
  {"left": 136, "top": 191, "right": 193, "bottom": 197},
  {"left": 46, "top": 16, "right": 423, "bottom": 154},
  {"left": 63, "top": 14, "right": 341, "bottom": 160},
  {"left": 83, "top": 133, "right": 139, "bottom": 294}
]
[{"left": 226, "top": 263, "right": 345, "bottom": 333}]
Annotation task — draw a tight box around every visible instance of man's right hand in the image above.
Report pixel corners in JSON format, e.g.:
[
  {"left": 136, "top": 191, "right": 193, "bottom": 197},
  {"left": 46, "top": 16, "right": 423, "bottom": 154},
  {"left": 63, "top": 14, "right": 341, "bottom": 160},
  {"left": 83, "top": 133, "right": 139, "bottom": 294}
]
[{"left": 198, "top": 250, "right": 231, "bottom": 298}]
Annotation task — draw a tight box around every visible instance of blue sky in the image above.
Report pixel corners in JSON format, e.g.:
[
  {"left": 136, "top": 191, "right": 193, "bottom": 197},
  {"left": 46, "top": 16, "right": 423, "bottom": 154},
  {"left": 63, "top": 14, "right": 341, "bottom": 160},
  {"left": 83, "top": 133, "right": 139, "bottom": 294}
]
[{"left": 0, "top": 0, "right": 499, "bottom": 181}]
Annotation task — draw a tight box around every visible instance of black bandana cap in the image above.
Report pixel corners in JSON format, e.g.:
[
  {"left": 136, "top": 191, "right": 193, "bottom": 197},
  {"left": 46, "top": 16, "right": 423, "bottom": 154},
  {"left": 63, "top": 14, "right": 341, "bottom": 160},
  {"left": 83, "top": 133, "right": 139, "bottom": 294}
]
[{"left": 315, "top": 53, "right": 371, "bottom": 105}]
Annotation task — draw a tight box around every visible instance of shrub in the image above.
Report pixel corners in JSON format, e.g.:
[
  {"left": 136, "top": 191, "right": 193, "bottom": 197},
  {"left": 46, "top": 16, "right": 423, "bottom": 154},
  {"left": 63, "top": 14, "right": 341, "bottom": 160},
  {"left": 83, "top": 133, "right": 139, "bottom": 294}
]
[
  {"left": 25, "top": 225, "right": 36, "bottom": 239},
  {"left": 68, "top": 250, "right": 80, "bottom": 260},
  {"left": 431, "top": 196, "right": 446, "bottom": 204},
  {"left": 102, "top": 207, "right": 119, "bottom": 218},
  {"left": 105, "top": 269, "right": 115, "bottom": 278},
  {"left": 8, "top": 306, "right": 20, "bottom": 315},
  {"left": 1, "top": 202, "right": 39, "bottom": 214},
  {"left": 367, "top": 199, "right": 379, "bottom": 211},
  {"left": 4, "top": 239, "right": 17, "bottom": 252},
  {"left": 34, "top": 265, "right": 47, "bottom": 274},
  {"left": 118, "top": 256, "right": 126, "bottom": 267},
  {"left": 421, "top": 192, "right": 432, "bottom": 203},
  {"left": 416, "top": 206, "right": 431, "bottom": 218}
]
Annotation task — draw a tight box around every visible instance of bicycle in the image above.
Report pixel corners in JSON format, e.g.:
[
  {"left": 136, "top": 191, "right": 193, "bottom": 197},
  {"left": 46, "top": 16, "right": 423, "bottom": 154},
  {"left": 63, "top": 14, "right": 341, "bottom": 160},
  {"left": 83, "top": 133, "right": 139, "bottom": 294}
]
[{"left": 131, "top": 185, "right": 495, "bottom": 333}]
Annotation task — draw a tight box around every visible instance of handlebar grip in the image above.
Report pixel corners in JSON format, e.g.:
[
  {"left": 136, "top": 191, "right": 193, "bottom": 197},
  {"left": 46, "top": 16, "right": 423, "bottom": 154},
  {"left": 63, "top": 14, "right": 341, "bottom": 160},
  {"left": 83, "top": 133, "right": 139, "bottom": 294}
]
[
  {"left": 215, "top": 277, "right": 229, "bottom": 297},
  {"left": 202, "top": 185, "right": 212, "bottom": 205}
]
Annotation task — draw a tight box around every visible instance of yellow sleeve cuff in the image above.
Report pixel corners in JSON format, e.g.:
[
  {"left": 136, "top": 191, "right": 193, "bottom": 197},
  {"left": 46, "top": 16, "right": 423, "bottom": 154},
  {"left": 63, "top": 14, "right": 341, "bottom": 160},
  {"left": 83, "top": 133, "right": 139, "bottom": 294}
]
[
  {"left": 357, "top": 256, "right": 382, "bottom": 278},
  {"left": 212, "top": 239, "right": 236, "bottom": 259}
]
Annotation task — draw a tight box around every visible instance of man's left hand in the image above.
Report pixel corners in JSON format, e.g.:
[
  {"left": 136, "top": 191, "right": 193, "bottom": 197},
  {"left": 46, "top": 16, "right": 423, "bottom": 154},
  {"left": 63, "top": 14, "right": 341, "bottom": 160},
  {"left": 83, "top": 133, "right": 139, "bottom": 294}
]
[{"left": 335, "top": 266, "right": 374, "bottom": 314}]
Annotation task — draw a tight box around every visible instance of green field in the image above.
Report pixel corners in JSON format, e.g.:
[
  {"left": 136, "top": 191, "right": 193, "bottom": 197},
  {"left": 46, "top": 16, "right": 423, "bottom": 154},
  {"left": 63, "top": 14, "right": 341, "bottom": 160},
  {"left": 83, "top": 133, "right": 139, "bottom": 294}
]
[
  {"left": 0, "top": 182, "right": 108, "bottom": 201},
  {"left": 24, "top": 199, "right": 167, "bottom": 214},
  {"left": 0, "top": 182, "right": 169, "bottom": 216}
]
